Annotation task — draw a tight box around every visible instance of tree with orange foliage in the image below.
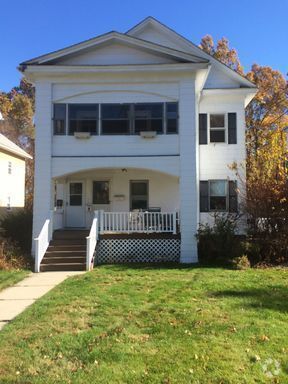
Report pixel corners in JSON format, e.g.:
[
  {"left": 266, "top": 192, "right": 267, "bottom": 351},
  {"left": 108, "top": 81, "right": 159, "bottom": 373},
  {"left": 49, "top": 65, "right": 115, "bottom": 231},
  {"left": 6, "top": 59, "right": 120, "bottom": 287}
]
[{"left": 200, "top": 36, "right": 288, "bottom": 263}]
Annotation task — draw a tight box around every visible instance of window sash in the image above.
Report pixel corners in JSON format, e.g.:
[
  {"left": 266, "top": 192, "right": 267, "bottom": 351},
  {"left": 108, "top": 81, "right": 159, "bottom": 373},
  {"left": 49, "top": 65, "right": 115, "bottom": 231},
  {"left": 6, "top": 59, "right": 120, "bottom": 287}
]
[
  {"left": 209, "top": 180, "right": 228, "bottom": 211},
  {"left": 209, "top": 113, "right": 226, "bottom": 143}
]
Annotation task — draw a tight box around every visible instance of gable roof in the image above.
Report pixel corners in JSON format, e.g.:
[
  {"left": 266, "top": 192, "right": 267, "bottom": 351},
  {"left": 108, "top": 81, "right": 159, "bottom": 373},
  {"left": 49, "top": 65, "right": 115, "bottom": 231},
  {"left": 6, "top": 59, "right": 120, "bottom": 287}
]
[
  {"left": 126, "top": 17, "right": 256, "bottom": 89},
  {"left": 20, "top": 31, "right": 208, "bottom": 68},
  {"left": 0, "top": 134, "right": 32, "bottom": 159}
]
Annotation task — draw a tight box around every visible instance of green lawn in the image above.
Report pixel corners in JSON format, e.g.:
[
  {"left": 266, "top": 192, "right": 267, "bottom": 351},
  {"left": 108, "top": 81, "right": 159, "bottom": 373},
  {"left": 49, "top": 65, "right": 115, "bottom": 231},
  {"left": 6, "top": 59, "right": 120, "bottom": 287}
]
[
  {"left": 0, "top": 269, "right": 30, "bottom": 292},
  {"left": 0, "top": 266, "right": 287, "bottom": 383}
]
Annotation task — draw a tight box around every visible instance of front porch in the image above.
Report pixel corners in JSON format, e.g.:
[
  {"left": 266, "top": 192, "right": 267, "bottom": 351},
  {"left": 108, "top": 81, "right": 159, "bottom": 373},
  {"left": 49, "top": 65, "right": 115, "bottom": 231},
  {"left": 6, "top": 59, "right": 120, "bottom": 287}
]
[{"left": 52, "top": 167, "right": 179, "bottom": 231}]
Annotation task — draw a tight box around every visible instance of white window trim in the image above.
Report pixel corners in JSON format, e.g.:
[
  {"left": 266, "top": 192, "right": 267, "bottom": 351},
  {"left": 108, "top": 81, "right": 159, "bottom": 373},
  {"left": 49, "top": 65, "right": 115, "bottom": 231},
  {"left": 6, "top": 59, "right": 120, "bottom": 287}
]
[
  {"left": 208, "top": 179, "right": 228, "bottom": 212},
  {"left": 208, "top": 113, "right": 227, "bottom": 144}
]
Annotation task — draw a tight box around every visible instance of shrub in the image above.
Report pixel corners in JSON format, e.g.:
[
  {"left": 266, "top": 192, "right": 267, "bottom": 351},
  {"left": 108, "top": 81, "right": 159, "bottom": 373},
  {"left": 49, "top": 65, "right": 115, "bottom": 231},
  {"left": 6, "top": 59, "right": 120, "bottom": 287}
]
[
  {"left": 232, "top": 255, "right": 251, "bottom": 270},
  {"left": 0, "top": 209, "right": 32, "bottom": 253},
  {"left": 0, "top": 238, "right": 32, "bottom": 270},
  {"left": 196, "top": 214, "right": 245, "bottom": 266}
]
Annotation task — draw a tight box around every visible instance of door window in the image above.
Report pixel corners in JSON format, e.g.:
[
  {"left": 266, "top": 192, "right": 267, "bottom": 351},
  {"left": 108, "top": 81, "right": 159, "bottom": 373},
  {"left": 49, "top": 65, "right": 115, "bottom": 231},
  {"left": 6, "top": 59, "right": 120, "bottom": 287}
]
[
  {"left": 69, "top": 182, "right": 83, "bottom": 206},
  {"left": 130, "top": 181, "right": 148, "bottom": 210}
]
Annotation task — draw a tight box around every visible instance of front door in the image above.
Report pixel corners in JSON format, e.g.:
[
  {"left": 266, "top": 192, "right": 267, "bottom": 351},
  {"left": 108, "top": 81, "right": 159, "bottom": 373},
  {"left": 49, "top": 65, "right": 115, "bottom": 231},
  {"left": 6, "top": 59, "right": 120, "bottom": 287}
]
[
  {"left": 66, "top": 181, "right": 85, "bottom": 227},
  {"left": 130, "top": 180, "right": 149, "bottom": 210}
]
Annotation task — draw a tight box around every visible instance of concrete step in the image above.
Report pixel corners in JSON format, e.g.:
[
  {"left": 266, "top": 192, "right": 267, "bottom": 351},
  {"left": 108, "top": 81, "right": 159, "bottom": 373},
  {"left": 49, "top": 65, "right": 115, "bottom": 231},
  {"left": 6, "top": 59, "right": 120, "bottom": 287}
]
[
  {"left": 42, "top": 256, "right": 86, "bottom": 264},
  {"left": 40, "top": 263, "right": 86, "bottom": 272}
]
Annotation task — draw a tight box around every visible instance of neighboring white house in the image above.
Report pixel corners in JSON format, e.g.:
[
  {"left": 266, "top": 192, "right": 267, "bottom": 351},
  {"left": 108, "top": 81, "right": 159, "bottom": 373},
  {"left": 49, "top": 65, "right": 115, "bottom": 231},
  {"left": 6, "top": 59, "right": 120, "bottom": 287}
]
[
  {"left": 20, "top": 17, "right": 256, "bottom": 269},
  {"left": 0, "top": 133, "right": 32, "bottom": 217}
]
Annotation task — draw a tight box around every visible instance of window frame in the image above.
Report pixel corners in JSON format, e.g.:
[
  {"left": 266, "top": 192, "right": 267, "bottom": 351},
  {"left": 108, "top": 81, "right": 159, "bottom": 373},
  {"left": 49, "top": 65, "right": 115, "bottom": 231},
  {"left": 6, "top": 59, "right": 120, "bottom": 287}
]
[
  {"left": 68, "top": 104, "right": 99, "bottom": 136},
  {"left": 208, "top": 179, "right": 228, "bottom": 212},
  {"left": 133, "top": 102, "right": 164, "bottom": 135},
  {"left": 53, "top": 103, "right": 67, "bottom": 135},
  {"left": 92, "top": 180, "right": 110, "bottom": 205},
  {"left": 209, "top": 113, "right": 227, "bottom": 144},
  {"left": 130, "top": 180, "right": 149, "bottom": 211},
  {"left": 52, "top": 102, "right": 179, "bottom": 136},
  {"left": 100, "top": 103, "right": 131, "bottom": 136}
]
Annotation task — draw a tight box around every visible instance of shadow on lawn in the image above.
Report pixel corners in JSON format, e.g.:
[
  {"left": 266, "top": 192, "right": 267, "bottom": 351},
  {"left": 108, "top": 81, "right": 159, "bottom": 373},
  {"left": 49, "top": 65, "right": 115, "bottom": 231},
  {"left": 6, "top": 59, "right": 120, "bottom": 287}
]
[
  {"left": 211, "top": 287, "right": 288, "bottom": 313},
  {"left": 95, "top": 262, "right": 230, "bottom": 272}
]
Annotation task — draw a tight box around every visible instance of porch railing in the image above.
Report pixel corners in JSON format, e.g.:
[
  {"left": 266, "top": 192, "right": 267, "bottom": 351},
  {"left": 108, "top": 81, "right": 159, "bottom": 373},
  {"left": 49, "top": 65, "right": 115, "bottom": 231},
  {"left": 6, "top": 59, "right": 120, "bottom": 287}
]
[
  {"left": 86, "top": 211, "right": 99, "bottom": 270},
  {"left": 99, "top": 211, "right": 177, "bottom": 234},
  {"left": 34, "top": 210, "right": 54, "bottom": 273}
]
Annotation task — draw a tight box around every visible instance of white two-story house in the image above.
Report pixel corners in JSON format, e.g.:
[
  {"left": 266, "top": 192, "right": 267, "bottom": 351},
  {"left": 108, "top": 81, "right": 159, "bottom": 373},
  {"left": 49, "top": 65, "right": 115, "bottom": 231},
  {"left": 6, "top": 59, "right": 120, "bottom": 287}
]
[{"left": 20, "top": 17, "right": 256, "bottom": 272}]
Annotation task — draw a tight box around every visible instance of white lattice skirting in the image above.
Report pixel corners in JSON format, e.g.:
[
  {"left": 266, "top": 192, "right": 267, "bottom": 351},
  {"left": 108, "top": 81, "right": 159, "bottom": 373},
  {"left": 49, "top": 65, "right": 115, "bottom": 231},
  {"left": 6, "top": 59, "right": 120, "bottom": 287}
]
[{"left": 96, "top": 239, "right": 180, "bottom": 264}]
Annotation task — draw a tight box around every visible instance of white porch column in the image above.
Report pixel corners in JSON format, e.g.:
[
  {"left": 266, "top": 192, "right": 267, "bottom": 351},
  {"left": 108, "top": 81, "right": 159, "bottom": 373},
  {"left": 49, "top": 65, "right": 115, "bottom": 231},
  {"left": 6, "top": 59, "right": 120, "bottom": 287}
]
[
  {"left": 31, "top": 82, "right": 52, "bottom": 255},
  {"left": 179, "top": 78, "right": 198, "bottom": 263}
]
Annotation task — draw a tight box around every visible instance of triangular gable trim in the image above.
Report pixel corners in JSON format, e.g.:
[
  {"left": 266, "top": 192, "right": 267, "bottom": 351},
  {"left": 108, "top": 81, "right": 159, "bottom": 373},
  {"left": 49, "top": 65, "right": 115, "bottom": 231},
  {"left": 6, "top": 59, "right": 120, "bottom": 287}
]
[
  {"left": 20, "top": 31, "right": 208, "bottom": 67},
  {"left": 127, "top": 17, "right": 256, "bottom": 88}
]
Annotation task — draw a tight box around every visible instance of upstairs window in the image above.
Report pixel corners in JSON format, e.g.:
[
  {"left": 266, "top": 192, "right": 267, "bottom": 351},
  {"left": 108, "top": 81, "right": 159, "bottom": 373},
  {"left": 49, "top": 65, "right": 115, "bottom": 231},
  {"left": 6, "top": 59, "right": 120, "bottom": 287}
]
[
  {"left": 101, "top": 104, "right": 130, "bottom": 135},
  {"left": 209, "top": 114, "right": 226, "bottom": 143},
  {"left": 8, "top": 161, "right": 12, "bottom": 174},
  {"left": 53, "top": 104, "right": 66, "bottom": 135},
  {"left": 53, "top": 102, "right": 179, "bottom": 136},
  {"left": 134, "top": 103, "right": 163, "bottom": 134},
  {"left": 68, "top": 104, "right": 98, "bottom": 135}
]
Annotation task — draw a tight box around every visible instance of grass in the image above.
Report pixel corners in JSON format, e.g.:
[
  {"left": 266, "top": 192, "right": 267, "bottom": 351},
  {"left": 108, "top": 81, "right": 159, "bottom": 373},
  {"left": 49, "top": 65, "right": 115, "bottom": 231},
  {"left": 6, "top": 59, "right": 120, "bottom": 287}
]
[
  {"left": 0, "top": 265, "right": 287, "bottom": 383},
  {"left": 0, "top": 269, "right": 30, "bottom": 292}
]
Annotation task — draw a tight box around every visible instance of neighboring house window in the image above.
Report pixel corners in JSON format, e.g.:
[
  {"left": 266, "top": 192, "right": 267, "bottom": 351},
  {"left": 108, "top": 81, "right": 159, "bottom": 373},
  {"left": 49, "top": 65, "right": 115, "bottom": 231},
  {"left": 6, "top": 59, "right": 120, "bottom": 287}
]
[
  {"left": 134, "top": 103, "right": 163, "bottom": 134},
  {"left": 8, "top": 161, "right": 12, "bottom": 174},
  {"left": 92, "top": 181, "right": 110, "bottom": 204},
  {"left": 53, "top": 102, "right": 178, "bottom": 136},
  {"left": 209, "top": 114, "right": 226, "bottom": 143},
  {"left": 53, "top": 104, "right": 66, "bottom": 135},
  {"left": 68, "top": 104, "right": 98, "bottom": 135},
  {"left": 101, "top": 104, "right": 130, "bottom": 135},
  {"left": 200, "top": 180, "right": 238, "bottom": 213}
]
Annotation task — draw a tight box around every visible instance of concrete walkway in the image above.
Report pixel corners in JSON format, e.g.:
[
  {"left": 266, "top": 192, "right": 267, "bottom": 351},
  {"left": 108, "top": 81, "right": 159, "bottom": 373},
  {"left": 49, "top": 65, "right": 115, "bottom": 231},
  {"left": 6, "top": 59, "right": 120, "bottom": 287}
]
[{"left": 0, "top": 271, "right": 84, "bottom": 330}]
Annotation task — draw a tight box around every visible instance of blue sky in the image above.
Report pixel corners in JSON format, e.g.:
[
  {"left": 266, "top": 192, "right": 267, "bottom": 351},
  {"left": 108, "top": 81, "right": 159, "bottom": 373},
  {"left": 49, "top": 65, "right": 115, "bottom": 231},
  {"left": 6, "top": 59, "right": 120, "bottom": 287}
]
[{"left": 1, "top": 0, "right": 287, "bottom": 91}]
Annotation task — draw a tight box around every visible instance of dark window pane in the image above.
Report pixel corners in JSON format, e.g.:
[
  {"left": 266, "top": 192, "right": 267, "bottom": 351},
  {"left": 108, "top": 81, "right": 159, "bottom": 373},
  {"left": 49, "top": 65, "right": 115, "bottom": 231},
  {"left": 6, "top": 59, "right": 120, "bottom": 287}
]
[
  {"left": 70, "top": 183, "right": 82, "bottom": 195},
  {"left": 210, "top": 180, "right": 226, "bottom": 196},
  {"left": 135, "top": 119, "right": 163, "bottom": 133},
  {"left": 101, "top": 120, "right": 130, "bottom": 135},
  {"left": 210, "top": 196, "right": 227, "bottom": 211},
  {"left": 167, "top": 119, "right": 177, "bottom": 134},
  {"left": 69, "top": 104, "right": 98, "bottom": 119},
  {"left": 54, "top": 104, "right": 66, "bottom": 119},
  {"left": 210, "top": 114, "right": 225, "bottom": 128},
  {"left": 70, "top": 195, "right": 82, "bottom": 206},
  {"left": 54, "top": 120, "right": 65, "bottom": 135},
  {"left": 93, "top": 181, "right": 109, "bottom": 204},
  {"left": 53, "top": 104, "right": 66, "bottom": 135},
  {"left": 166, "top": 103, "right": 178, "bottom": 119},
  {"left": 135, "top": 103, "right": 163, "bottom": 118},
  {"left": 69, "top": 120, "right": 97, "bottom": 135},
  {"left": 101, "top": 104, "right": 130, "bottom": 119},
  {"left": 131, "top": 182, "right": 148, "bottom": 195},
  {"left": 131, "top": 199, "right": 148, "bottom": 210},
  {"left": 210, "top": 130, "right": 225, "bottom": 143}
]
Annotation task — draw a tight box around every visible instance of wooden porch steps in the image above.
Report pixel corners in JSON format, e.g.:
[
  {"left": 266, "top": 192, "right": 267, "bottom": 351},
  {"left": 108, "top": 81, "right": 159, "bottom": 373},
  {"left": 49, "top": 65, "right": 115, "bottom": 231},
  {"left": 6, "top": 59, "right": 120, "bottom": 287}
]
[{"left": 40, "top": 230, "right": 89, "bottom": 272}]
